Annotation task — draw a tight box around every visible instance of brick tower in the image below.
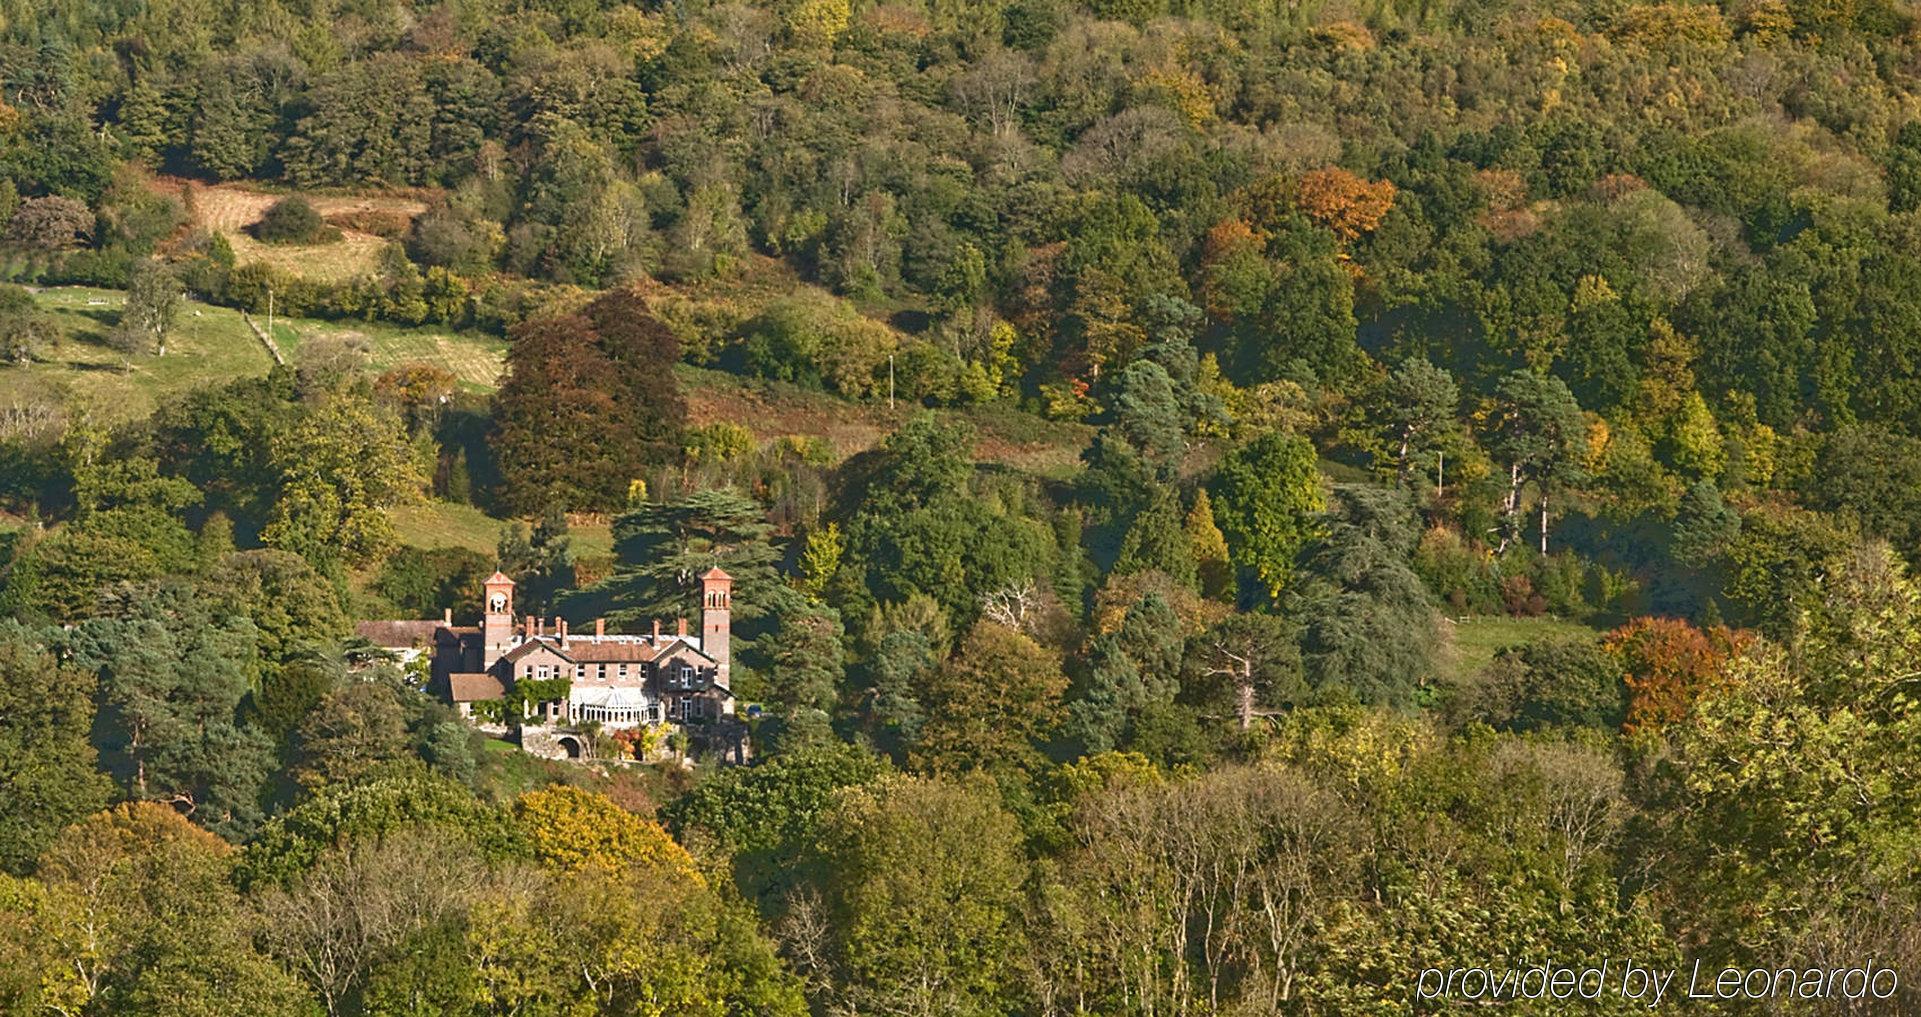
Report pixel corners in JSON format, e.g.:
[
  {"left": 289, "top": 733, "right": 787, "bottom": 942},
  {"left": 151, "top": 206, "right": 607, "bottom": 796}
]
[{"left": 700, "top": 565, "right": 732, "bottom": 681}]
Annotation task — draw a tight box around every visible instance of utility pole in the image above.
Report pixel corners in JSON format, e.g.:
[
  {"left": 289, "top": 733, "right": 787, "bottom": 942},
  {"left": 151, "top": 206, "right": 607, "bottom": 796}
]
[
  {"left": 1436, "top": 450, "right": 1444, "bottom": 499},
  {"left": 266, "top": 286, "right": 275, "bottom": 339},
  {"left": 888, "top": 354, "right": 895, "bottom": 411}
]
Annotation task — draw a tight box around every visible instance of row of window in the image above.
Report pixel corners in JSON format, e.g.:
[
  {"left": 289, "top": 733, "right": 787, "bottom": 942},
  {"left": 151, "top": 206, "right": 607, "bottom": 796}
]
[
  {"left": 563, "top": 702, "right": 708, "bottom": 724},
  {"left": 529, "top": 662, "right": 699, "bottom": 685}
]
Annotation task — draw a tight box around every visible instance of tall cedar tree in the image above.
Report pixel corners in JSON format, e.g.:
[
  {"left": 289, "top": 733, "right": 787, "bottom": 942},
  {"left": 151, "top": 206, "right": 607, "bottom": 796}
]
[{"left": 492, "top": 290, "right": 684, "bottom": 514}]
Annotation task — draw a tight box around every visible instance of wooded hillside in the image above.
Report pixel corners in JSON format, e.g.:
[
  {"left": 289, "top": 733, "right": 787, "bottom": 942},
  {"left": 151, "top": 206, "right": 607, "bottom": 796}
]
[{"left": 2, "top": 1, "right": 1921, "bottom": 1014}]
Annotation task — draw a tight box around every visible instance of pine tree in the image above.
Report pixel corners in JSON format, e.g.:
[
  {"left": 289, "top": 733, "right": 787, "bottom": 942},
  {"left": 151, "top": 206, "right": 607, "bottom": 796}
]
[
  {"left": 1113, "top": 490, "right": 1198, "bottom": 590},
  {"left": 0, "top": 628, "right": 114, "bottom": 872}
]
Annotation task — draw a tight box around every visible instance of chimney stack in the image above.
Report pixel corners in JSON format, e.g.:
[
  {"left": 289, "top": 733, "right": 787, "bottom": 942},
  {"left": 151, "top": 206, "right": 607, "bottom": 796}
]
[
  {"left": 443, "top": 608, "right": 452, "bottom": 625},
  {"left": 652, "top": 618, "right": 661, "bottom": 640},
  {"left": 677, "top": 617, "right": 687, "bottom": 637},
  {"left": 558, "top": 618, "right": 568, "bottom": 648},
  {"left": 536, "top": 617, "right": 544, "bottom": 637},
  {"left": 595, "top": 618, "right": 605, "bottom": 637},
  {"left": 524, "top": 615, "right": 533, "bottom": 638}
]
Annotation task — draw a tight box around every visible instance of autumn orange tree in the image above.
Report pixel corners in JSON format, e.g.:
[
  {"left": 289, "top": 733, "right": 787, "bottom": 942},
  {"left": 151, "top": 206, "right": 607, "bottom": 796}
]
[
  {"left": 1605, "top": 617, "right": 1750, "bottom": 732},
  {"left": 1293, "top": 167, "right": 1397, "bottom": 242}
]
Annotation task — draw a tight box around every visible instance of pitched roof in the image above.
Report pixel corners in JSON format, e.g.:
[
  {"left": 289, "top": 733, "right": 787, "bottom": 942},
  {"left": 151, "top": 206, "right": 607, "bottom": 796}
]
[
  {"left": 651, "top": 637, "right": 716, "bottom": 664},
  {"left": 354, "top": 620, "right": 444, "bottom": 647},
  {"left": 701, "top": 565, "right": 733, "bottom": 581},
  {"left": 484, "top": 570, "right": 514, "bottom": 585},
  {"left": 498, "top": 634, "right": 714, "bottom": 666},
  {"left": 448, "top": 672, "right": 506, "bottom": 702},
  {"left": 501, "top": 639, "right": 574, "bottom": 665}
]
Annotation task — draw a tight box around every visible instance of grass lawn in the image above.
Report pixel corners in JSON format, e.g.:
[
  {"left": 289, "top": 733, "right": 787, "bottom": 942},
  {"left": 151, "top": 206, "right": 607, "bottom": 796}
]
[
  {"left": 389, "top": 500, "right": 506, "bottom": 555},
  {"left": 0, "top": 285, "right": 273, "bottom": 423},
  {"left": 388, "top": 499, "right": 615, "bottom": 559},
  {"left": 1436, "top": 614, "right": 1605, "bottom": 686},
  {"left": 273, "top": 316, "right": 506, "bottom": 393},
  {"left": 0, "top": 286, "right": 509, "bottom": 425},
  {"left": 678, "top": 364, "right": 1095, "bottom": 474},
  {"left": 169, "top": 179, "right": 429, "bottom": 284}
]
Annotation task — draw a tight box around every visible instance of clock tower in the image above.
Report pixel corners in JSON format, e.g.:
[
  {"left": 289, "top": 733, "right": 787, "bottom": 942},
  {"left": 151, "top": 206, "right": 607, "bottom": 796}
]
[{"left": 483, "top": 571, "right": 515, "bottom": 667}]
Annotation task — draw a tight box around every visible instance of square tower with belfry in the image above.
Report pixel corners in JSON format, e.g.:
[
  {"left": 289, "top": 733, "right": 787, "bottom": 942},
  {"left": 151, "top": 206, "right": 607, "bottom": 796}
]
[
  {"left": 701, "top": 565, "right": 732, "bottom": 682},
  {"left": 482, "top": 570, "right": 516, "bottom": 667}
]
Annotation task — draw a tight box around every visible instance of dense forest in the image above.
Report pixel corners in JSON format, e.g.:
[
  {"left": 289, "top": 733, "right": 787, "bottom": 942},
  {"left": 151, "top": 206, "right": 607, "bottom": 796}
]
[{"left": 2, "top": 0, "right": 1921, "bottom": 1013}]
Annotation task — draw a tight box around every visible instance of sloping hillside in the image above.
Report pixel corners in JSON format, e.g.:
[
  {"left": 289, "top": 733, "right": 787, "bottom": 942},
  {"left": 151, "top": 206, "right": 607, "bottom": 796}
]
[{"left": 0, "top": 286, "right": 506, "bottom": 424}]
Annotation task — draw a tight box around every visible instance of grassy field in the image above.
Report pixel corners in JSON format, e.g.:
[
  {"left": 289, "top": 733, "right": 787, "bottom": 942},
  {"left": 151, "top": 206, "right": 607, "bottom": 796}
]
[
  {"left": 0, "top": 286, "right": 275, "bottom": 422},
  {"left": 388, "top": 501, "right": 507, "bottom": 555},
  {"left": 166, "top": 179, "right": 428, "bottom": 284},
  {"left": 0, "top": 286, "right": 507, "bottom": 424},
  {"left": 1435, "top": 614, "right": 1604, "bottom": 686},
  {"left": 678, "top": 364, "right": 1095, "bottom": 477},
  {"left": 272, "top": 316, "right": 506, "bottom": 393},
  {"left": 389, "top": 499, "right": 614, "bottom": 558}
]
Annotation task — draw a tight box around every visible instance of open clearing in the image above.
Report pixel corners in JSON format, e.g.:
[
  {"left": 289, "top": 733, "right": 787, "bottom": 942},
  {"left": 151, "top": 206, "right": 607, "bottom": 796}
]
[
  {"left": 1436, "top": 614, "right": 1605, "bottom": 687},
  {"left": 160, "top": 177, "right": 429, "bottom": 283},
  {"left": 389, "top": 500, "right": 614, "bottom": 559},
  {"left": 678, "top": 365, "right": 1095, "bottom": 478},
  {"left": 0, "top": 286, "right": 506, "bottom": 424},
  {"left": 0, "top": 286, "right": 274, "bottom": 423}
]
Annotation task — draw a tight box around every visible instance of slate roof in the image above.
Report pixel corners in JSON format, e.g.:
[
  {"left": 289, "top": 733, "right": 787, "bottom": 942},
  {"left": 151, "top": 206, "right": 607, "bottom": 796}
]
[
  {"left": 498, "top": 634, "right": 716, "bottom": 666},
  {"left": 354, "top": 620, "right": 445, "bottom": 647}
]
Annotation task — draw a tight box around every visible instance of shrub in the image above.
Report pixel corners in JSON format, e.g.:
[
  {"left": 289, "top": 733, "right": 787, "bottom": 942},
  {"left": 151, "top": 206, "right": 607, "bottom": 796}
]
[
  {"left": 1499, "top": 573, "right": 1545, "bottom": 616},
  {"left": 6, "top": 196, "right": 93, "bottom": 250},
  {"left": 1444, "top": 636, "right": 1627, "bottom": 733},
  {"left": 327, "top": 207, "right": 412, "bottom": 238},
  {"left": 253, "top": 196, "right": 339, "bottom": 245},
  {"left": 1411, "top": 525, "right": 1500, "bottom": 614},
  {"left": 685, "top": 421, "right": 756, "bottom": 463},
  {"left": 735, "top": 294, "right": 897, "bottom": 398}
]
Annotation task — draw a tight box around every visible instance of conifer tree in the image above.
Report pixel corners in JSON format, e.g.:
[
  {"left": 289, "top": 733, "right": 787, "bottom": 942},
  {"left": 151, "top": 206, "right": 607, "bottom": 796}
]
[{"left": 1184, "top": 489, "right": 1232, "bottom": 600}]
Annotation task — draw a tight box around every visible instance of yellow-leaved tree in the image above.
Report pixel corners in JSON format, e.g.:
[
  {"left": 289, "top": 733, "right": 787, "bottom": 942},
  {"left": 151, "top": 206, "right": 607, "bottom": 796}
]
[{"left": 513, "top": 786, "right": 699, "bottom": 880}]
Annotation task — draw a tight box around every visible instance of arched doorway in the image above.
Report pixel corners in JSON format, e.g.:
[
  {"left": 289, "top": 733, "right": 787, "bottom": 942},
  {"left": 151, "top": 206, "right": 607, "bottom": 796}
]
[{"left": 557, "top": 735, "right": 583, "bottom": 759}]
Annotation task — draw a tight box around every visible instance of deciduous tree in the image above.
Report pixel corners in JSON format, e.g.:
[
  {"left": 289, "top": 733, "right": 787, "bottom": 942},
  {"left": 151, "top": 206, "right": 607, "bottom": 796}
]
[
  {"left": 1211, "top": 430, "right": 1324, "bottom": 601},
  {"left": 911, "top": 620, "right": 1067, "bottom": 774}
]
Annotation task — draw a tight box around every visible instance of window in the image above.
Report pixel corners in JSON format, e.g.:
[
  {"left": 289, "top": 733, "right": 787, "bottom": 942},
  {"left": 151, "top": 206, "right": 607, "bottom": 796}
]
[
  {"left": 617, "top": 663, "right": 628, "bottom": 679},
  {"left": 678, "top": 664, "right": 695, "bottom": 686},
  {"left": 535, "top": 664, "right": 550, "bottom": 680}
]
